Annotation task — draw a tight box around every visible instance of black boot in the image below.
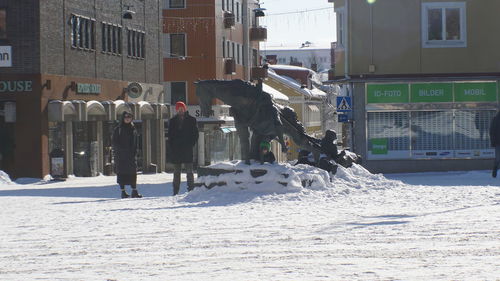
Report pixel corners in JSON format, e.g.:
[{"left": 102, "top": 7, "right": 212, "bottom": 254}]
[
  {"left": 131, "top": 186, "right": 142, "bottom": 198},
  {"left": 121, "top": 189, "right": 130, "bottom": 199},
  {"left": 493, "top": 169, "right": 497, "bottom": 178}
]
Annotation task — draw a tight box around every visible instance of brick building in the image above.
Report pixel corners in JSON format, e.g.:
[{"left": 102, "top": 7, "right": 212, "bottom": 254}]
[
  {"left": 162, "top": 0, "right": 266, "bottom": 165},
  {"left": 0, "top": 0, "right": 166, "bottom": 178}
]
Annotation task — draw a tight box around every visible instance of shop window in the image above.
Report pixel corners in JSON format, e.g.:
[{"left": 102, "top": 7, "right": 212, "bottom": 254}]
[
  {"left": 127, "top": 29, "right": 145, "bottom": 59},
  {"left": 167, "top": 33, "right": 186, "bottom": 58},
  {"left": 411, "top": 111, "right": 454, "bottom": 151},
  {"left": 70, "top": 14, "right": 96, "bottom": 50},
  {"left": 422, "top": 2, "right": 466, "bottom": 48},
  {"left": 454, "top": 110, "right": 495, "bottom": 151},
  {"left": 0, "top": 8, "right": 6, "bottom": 39},
  {"left": 367, "top": 112, "right": 411, "bottom": 159},
  {"left": 102, "top": 22, "right": 122, "bottom": 55}
]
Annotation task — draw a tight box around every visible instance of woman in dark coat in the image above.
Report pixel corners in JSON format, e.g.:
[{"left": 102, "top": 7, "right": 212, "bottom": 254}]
[
  {"left": 167, "top": 102, "right": 199, "bottom": 195},
  {"left": 112, "top": 111, "right": 142, "bottom": 198}
]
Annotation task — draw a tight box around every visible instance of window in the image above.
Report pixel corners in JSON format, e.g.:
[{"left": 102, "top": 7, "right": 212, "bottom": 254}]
[
  {"left": 127, "top": 29, "right": 145, "bottom": 59},
  {"left": 168, "top": 33, "right": 185, "bottom": 58},
  {"left": 222, "top": 0, "right": 225, "bottom": 10},
  {"left": 0, "top": 8, "right": 6, "bottom": 39},
  {"left": 236, "top": 2, "right": 240, "bottom": 22},
  {"left": 227, "top": 41, "right": 231, "bottom": 57},
  {"left": 231, "top": 42, "right": 235, "bottom": 59},
  {"left": 168, "top": 0, "right": 185, "bottom": 9},
  {"left": 170, "top": 82, "right": 187, "bottom": 104},
  {"left": 70, "top": 14, "right": 96, "bottom": 50},
  {"left": 422, "top": 2, "right": 466, "bottom": 48},
  {"left": 222, "top": 37, "right": 226, "bottom": 58},
  {"left": 335, "top": 8, "right": 346, "bottom": 48},
  {"left": 102, "top": 23, "right": 122, "bottom": 55},
  {"left": 236, "top": 43, "right": 240, "bottom": 64}
]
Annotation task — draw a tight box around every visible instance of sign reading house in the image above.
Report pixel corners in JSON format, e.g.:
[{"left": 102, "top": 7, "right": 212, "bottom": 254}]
[{"left": 0, "top": 46, "right": 12, "bottom": 67}]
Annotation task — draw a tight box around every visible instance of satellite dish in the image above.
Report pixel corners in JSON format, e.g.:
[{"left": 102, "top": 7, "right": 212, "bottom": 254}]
[{"left": 127, "top": 82, "right": 143, "bottom": 98}]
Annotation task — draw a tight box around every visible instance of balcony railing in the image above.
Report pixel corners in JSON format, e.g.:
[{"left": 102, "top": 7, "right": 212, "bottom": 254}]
[
  {"left": 224, "top": 58, "right": 236, "bottom": 74},
  {"left": 250, "top": 27, "right": 267, "bottom": 41},
  {"left": 224, "top": 12, "right": 235, "bottom": 28}
]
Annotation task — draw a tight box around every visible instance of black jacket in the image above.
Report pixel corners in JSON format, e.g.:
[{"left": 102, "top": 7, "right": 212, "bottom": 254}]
[
  {"left": 490, "top": 112, "right": 500, "bottom": 147},
  {"left": 320, "top": 130, "right": 339, "bottom": 159},
  {"left": 112, "top": 120, "right": 137, "bottom": 175},
  {"left": 167, "top": 112, "right": 199, "bottom": 164}
]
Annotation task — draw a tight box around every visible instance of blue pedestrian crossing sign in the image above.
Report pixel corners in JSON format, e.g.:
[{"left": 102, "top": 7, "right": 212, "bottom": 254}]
[{"left": 336, "top": 96, "right": 352, "bottom": 112}]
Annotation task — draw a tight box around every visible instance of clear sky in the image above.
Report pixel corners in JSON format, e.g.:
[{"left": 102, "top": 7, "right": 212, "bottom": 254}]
[{"left": 259, "top": 0, "right": 336, "bottom": 49}]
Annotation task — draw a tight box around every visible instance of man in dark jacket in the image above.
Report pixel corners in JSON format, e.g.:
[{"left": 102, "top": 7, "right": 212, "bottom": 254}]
[
  {"left": 489, "top": 111, "right": 500, "bottom": 177},
  {"left": 167, "top": 101, "right": 199, "bottom": 195},
  {"left": 112, "top": 111, "right": 142, "bottom": 198}
]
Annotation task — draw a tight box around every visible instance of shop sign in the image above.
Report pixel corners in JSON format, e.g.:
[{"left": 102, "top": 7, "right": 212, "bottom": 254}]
[
  {"left": 366, "top": 84, "right": 409, "bottom": 104},
  {"left": 77, "top": 83, "right": 101, "bottom": 94},
  {"left": 0, "top": 46, "right": 12, "bottom": 67},
  {"left": 454, "top": 82, "right": 497, "bottom": 102},
  {"left": 410, "top": 83, "right": 453, "bottom": 103},
  {"left": 370, "top": 138, "right": 388, "bottom": 154},
  {"left": 0, "top": 80, "right": 33, "bottom": 92}
]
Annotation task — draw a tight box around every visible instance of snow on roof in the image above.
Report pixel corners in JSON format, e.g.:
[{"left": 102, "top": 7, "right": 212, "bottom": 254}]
[
  {"left": 262, "top": 84, "right": 289, "bottom": 102},
  {"left": 261, "top": 41, "right": 332, "bottom": 51},
  {"left": 267, "top": 70, "right": 326, "bottom": 99},
  {"left": 269, "top": 64, "right": 316, "bottom": 73}
]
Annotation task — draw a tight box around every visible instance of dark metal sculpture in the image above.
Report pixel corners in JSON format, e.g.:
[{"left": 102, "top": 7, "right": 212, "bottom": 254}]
[{"left": 195, "top": 79, "right": 361, "bottom": 169}]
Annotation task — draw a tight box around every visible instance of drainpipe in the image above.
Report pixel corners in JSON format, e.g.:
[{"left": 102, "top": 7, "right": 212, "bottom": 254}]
[{"left": 344, "top": 0, "right": 350, "bottom": 80}]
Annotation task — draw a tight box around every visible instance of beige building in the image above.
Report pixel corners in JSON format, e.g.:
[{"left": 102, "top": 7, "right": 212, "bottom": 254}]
[{"left": 329, "top": 0, "right": 500, "bottom": 173}]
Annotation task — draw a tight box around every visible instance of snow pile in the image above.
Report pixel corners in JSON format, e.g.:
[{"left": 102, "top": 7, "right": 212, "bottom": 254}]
[
  {"left": 0, "top": 170, "right": 13, "bottom": 185},
  {"left": 191, "top": 160, "right": 403, "bottom": 197}
]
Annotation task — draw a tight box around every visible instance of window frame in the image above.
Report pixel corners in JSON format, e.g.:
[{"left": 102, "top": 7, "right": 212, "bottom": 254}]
[
  {"left": 127, "top": 28, "right": 145, "bottom": 59},
  {"left": 169, "top": 81, "right": 188, "bottom": 105},
  {"left": 70, "top": 14, "right": 96, "bottom": 51},
  {"left": 169, "top": 33, "right": 186, "bottom": 58},
  {"left": 0, "top": 8, "right": 7, "bottom": 39},
  {"left": 335, "top": 7, "right": 346, "bottom": 49},
  {"left": 421, "top": 2, "right": 467, "bottom": 48},
  {"left": 168, "top": 0, "right": 186, "bottom": 9}
]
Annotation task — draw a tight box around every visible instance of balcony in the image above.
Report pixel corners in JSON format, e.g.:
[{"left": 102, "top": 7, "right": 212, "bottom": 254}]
[
  {"left": 224, "top": 12, "right": 235, "bottom": 28},
  {"left": 224, "top": 58, "right": 236, "bottom": 75},
  {"left": 250, "top": 27, "right": 267, "bottom": 41},
  {"left": 251, "top": 67, "right": 268, "bottom": 80}
]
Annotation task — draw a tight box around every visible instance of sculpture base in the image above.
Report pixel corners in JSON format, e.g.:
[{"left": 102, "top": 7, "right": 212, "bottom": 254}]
[{"left": 195, "top": 161, "right": 332, "bottom": 190}]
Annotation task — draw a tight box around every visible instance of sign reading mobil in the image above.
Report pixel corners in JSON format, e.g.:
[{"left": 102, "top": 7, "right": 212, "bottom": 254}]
[
  {"left": 410, "top": 83, "right": 453, "bottom": 103},
  {"left": 366, "top": 84, "right": 409, "bottom": 103},
  {"left": 454, "top": 82, "right": 497, "bottom": 102}
]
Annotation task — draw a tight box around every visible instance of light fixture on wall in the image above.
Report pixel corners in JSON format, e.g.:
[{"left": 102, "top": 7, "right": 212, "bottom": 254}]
[{"left": 123, "top": 5, "right": 135, "bottom": 19}]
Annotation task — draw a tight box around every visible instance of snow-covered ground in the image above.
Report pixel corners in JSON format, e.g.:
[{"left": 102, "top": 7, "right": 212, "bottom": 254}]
[{"left": 0, "top": 163, "right": 499, "bottom": 281}]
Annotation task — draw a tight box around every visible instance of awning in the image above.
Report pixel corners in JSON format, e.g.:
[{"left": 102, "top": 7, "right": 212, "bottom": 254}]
[
  {"left": 221, "top": 127, "right": 237, "bottom": 133},
  {"left": 307, "top": 104, "right": 320, "bottom": 112}
]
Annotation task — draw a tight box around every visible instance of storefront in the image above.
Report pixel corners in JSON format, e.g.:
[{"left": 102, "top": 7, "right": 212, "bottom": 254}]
[
  {"left": 360, "top": 80, "right": 499, "bottom": 173},
  {"left": 1, "top": 74, "right": 169, "bottom": 179}
]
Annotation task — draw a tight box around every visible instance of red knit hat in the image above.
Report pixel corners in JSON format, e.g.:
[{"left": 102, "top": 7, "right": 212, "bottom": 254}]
[{"left": 175, "top": 101, "right": 187, "bottom": 111}]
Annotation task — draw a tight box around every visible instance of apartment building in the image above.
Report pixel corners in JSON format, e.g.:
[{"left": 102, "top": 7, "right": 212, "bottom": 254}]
[
  {"left": 162, "top": 0, "right": 266, "bottom": 165},
  {"left": 329, "top": 0, "right": 500, "bottom": 173},
  {"left": 0, "top": 0, "right": 165, "bottom": 179}
]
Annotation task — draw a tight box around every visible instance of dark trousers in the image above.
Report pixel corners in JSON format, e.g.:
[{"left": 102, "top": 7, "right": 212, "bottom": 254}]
[
  {"left": 493, "top": 146, "right": 500, "bottom": 176},
  {"left": 173, "top": 163, "right": 194, "bottom": 195}
]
